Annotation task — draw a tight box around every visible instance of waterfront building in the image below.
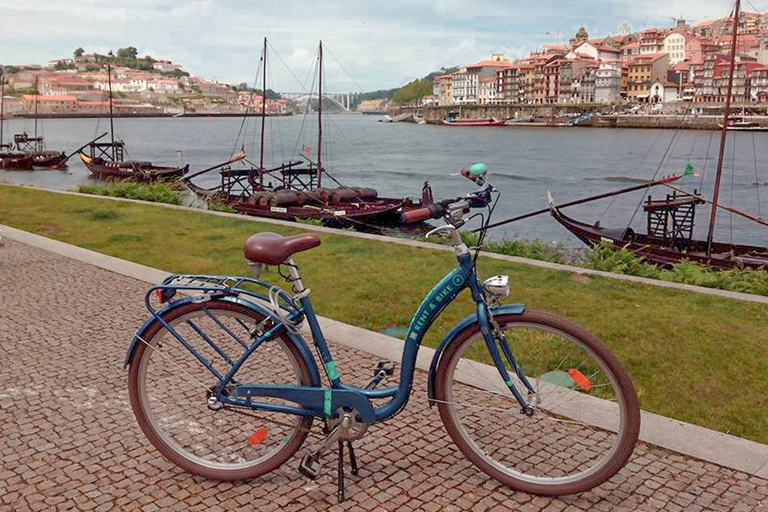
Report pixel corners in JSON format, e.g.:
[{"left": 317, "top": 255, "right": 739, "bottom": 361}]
[
  {"left": 639, "top": 29, "right": 667, "bottom": 54},
  {"left": 558, "top": 58, "right": 595, "bottom": 103},
  {"left": 649, "top": 80, "right": 679, "bottom": 102},
  {"left": 627, "top": 53, "right": 670, "bottom": 102},
  {"left": 477, "top": 77, "right": 498, "bottom": 104},
  {"left": 750, "top": 66, "right": 768, "bottom": 101},
  {"left": 693, "top": 55, "right": 759, "bottom": 103},
  {"left": 578, "top": 66, "right": 598, "bottom": 103},
  {"left": 595, "top": 61, "right": 622, "bottom": 103},
  {"left": 620, "top": 41, "right": 640, "bottom": 63},
  {"left": 496, "top": 65, "right": 521, "bottom": 104},
  {"left": 434, "top": 74, "right": 453, "bottom": 106},
  {"left": 451, "top": 57, "right": 511, "bottom": 105},
  {"left": 451, "top": 69, "right": 470, "bottom": 105},
  {"left": 663, "top": 32, "right": 698, "bottom": 65},
  {"left": 146, "top": 79, "right": 180, "bottom": 93},
  {"left": 544, "top": 58, "right": 563, "bottom": 104},
  {"left": 20, "top": 94, "right": 77, "bottom": 114}
]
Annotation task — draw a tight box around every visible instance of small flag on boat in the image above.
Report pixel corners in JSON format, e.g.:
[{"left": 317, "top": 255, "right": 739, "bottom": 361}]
[
  {"left": 684, "top": 163, "right": 701, "bottom": 177},
  {"left": 303, "top": 144, "right": 311, "bottom": 154}
]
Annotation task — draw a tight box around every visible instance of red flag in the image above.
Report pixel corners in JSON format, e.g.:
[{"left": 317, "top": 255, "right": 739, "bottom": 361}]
[{"left": 303, "top": 144, "right": 311, "bottom": 154}]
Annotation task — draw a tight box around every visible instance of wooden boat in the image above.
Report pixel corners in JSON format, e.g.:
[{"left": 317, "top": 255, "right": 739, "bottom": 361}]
[
  {"left": 80, "top": 146, "right": 188, "bottom": 181},
  {"left": 549, "top": 192, "right": 768, "bottom": 270},
  {"left": 548, "top": 0, "right": 768, "bottom": 270},
  {"left": 441, "top": 115, "right": 506, "bottom": 127},
  {"left": 13, "top": 132, "right": 67, "bottom": 168},
  {"left": 79, "top": 65, "right": 188, "bottom": 182},
  {"left": 0, "top": 74, "right": 33, "bottom": 169},
  {"left": 185, "top": 39, "right": 428, "bottom": 227},
  {"left": 11, "top": 79, "right": 68, "bottom": 169},
  {"left": 0, "top": 150, "right": 34, "bottom": 170},
  {"left": 717, "top": 117, "right": 768, "bottom": 131}
]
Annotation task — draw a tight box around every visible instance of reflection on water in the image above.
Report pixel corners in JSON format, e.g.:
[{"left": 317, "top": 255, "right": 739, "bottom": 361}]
[{"left": 1, "top": 115, "right": 766, "bottom": 248}]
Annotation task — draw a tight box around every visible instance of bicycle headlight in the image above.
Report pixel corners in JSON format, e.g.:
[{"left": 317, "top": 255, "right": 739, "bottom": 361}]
[{"left": 483, "top": 275, "right": 510, "bottom": 298}]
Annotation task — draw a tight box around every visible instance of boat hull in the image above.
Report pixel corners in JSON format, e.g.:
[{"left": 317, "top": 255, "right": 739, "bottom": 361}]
[
  {"left": 0, "top": 153, "right": 34, "bottom": 170},
  {"left": 80, "top": 152, "right": 188, "bottom": 181},
  {"left": 185, "top": 180, "right": 420, "bottom": 227},
  {"left": 31, "top": 151, "right": 68, "bottom": 169},
  {"left": 550, "top": 205, "right": 768, "bottom": 270},
  {"left": 441, "top": 119, "right": 506, "bottom": 127}
]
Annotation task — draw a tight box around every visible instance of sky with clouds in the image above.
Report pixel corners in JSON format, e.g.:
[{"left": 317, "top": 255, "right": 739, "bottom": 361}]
[{"left": 0, "top": 0, "right": 760, "bottom": 93}]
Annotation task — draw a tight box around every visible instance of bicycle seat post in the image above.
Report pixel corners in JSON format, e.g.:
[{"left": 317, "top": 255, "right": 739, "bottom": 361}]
[{"left": 284, "top": 257, "right": 307, "bottom": 295}]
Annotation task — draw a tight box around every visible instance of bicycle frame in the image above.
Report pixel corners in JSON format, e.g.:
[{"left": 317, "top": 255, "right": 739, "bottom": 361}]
[{"left": 126, "top": 238, "right": 532, "bottom": 425}]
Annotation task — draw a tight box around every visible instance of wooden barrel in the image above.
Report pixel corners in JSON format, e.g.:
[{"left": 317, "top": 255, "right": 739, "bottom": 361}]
[{"left": 329, "top": 188, "right": 359, "bottom": 205}]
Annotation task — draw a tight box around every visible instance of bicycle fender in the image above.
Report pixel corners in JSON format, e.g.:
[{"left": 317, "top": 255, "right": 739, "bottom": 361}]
[
  {"left": 123, "top": 296, "right": 322, "bottom": 387},
  {"left": 427, "top": 303, "right": 525, "bottom": 404}
]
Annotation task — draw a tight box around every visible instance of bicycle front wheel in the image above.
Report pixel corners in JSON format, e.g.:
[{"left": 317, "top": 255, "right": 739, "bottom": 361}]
[
  {"left": 434, "top": 309, "right": 640, "bottom": 496},
  {"left": 128, "top": 300, "right": 314, "bottom": 480}
]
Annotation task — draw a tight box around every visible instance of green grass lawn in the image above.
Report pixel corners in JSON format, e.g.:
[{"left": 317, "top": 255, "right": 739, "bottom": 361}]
[{"left": 1, "top": 184, "right": 767, "bottom": 444}]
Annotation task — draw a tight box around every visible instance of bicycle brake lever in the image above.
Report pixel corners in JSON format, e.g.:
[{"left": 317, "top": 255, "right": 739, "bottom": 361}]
[{"left": 426, "top": 225, "right": 456, "bottom": 239}]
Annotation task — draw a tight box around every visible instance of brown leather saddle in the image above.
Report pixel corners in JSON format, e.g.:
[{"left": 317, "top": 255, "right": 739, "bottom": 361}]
[{"left": 243, "top": 232, "right": 321, "bottom": 265}]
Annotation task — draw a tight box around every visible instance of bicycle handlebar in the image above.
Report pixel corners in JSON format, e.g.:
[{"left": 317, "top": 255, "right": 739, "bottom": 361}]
[{"left": 401, "top": 187, "right": 493, "bottom": 224}]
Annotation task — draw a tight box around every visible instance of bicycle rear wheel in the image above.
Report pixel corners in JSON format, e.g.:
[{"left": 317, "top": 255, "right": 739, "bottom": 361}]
[
  {"left": 128, "top": 300, "right": 314, "bottom": 480},
  {"left": 434, "top": 309, "right": 640, "bottom": 496}
]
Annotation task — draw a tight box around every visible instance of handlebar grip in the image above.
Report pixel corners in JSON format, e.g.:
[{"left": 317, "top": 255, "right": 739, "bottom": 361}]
[
  {"left": 401, "top": 203, "right": 445, "bottom": 223},
  {"left": 401, "top": 207, "right": 433, "bottom": 223}
]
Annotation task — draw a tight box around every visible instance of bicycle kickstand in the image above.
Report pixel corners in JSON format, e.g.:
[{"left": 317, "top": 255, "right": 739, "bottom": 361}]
[{"left": 336, "top": 441, "right": 359, "bottom": 503}]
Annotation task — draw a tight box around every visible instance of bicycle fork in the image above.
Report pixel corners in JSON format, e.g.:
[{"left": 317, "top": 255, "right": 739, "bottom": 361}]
[{"left": 477, "top": 304, "right": 537, "bottom": 415}]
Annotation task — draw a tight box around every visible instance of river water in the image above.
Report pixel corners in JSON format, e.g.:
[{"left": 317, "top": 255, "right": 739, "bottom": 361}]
[{"left": 1, "top": 114, "right": 767, "bottom": 248}]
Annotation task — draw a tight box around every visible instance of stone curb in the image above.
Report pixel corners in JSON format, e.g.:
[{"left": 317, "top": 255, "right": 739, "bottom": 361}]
[
  {"left": 3, "top": 224, "right": 768, "bottom": 480},
  {"left": 2, "top": 182, "right": 767, "bottom": 305}
]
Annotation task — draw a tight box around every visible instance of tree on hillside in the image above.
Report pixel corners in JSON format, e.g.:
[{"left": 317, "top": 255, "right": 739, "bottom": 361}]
[
  {"left": 392, "top": 78, "right": 433, "bottom": 104},
  {"left": 73, "top": 47, "right": 85, "bottom": 58},
  {"left": 117, "top": 46, "right": 138, "bottom": 60}
]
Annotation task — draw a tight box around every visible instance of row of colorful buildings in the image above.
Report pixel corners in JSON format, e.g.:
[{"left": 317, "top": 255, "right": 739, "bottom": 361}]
[{"left": 428, "top": 12, "right": 768, "bottom": 106}]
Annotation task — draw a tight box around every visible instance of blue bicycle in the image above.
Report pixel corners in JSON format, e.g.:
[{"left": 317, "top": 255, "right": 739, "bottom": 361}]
[{"left": 126, "top": 165, "right": 640, "bottom": 499}]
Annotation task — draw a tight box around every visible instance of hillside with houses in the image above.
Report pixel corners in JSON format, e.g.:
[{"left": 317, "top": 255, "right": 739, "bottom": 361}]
[
  {"left": 0, "top": 47, "right": 292, "bottom": 117},
  {"left": 421, "top": 12, "right": 768, "bottom": 107}
]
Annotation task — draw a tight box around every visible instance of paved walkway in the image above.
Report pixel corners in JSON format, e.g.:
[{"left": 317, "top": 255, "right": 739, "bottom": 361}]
[{"left": 1, "top": 238, "right": 767, "bottom": 512}]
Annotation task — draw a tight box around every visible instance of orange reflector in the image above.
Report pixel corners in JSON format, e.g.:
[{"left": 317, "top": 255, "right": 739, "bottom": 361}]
[
  {"left": 567, "top": 368, "right": 592, "bottom": 391},
  {"left": 247, "top": 427, "right": 268, "bottom": 446}
]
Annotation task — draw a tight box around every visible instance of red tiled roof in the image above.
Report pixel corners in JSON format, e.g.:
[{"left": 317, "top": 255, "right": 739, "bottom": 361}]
[
  {"left": 633, "top": 53, "right": 668, "bottom": 63},
  {"left": 466, "top": 60, "right": 513, "bottom": 69},
  {"left": 599, "top": 46, "right": 621, "bottom": 53},
  {"left": 21, "top": 94, "right": 77, "bottom": 101}
]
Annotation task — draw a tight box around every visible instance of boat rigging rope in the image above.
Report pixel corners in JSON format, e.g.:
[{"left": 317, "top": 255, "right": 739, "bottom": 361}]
[
  {"left": 597, "top": 129, "right": 666, "bottom": 222},
  {"left": 627, "top": 127, "right": 685, "bottom": 228},
  {"left": 230, "top": 58, "right": 262, "bottom": 160},
  {"left": 730, "top": 134, "right": 736, "bottom": 244},
  {"left": 752, "top": 132, "right": 762, "bottom": 220},
  {"left": 699, "top": 131, "right": 714, "bottom": 192}
]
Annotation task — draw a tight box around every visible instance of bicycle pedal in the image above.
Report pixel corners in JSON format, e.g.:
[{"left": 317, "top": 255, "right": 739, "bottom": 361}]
[
  {"left": 298, "top": 453, "right": 321, "bottom": 480},
  {"left": 374, "top": 361, "right": 394, "bottom": 376}
]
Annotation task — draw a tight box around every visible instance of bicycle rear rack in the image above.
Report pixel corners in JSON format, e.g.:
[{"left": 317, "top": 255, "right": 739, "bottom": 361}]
[{"left": 144, "top": 274, "right": 303, "bottom": 325}]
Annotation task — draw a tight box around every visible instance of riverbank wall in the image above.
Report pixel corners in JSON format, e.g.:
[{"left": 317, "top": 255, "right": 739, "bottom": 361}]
[{"left": 389, "top": 105, "right": 767, "bottom": 130}]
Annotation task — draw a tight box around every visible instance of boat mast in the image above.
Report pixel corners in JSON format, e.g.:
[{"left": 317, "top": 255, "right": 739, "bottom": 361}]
[
  {"left": 0, "top": 71, "right": 4, "bottom": 149},
  {"left": 34, "top": 77, "right": 39, "bottom": 141},
  {"left": 706, "top": 0, "right": 741, "bottom": 255},
  {"left": 259, "top": 37, "right": 267, "bottom": 188},
  {"left": 317, "top": 41, "right": 323, "bottom": 188},
  {"left": 107, "top": 64, "right": 116, "bottom": 160}
]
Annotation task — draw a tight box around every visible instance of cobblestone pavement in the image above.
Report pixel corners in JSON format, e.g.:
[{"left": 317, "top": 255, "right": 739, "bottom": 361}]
[{"left": 1, "top": 239, "right": 767, "bottom": 512}]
